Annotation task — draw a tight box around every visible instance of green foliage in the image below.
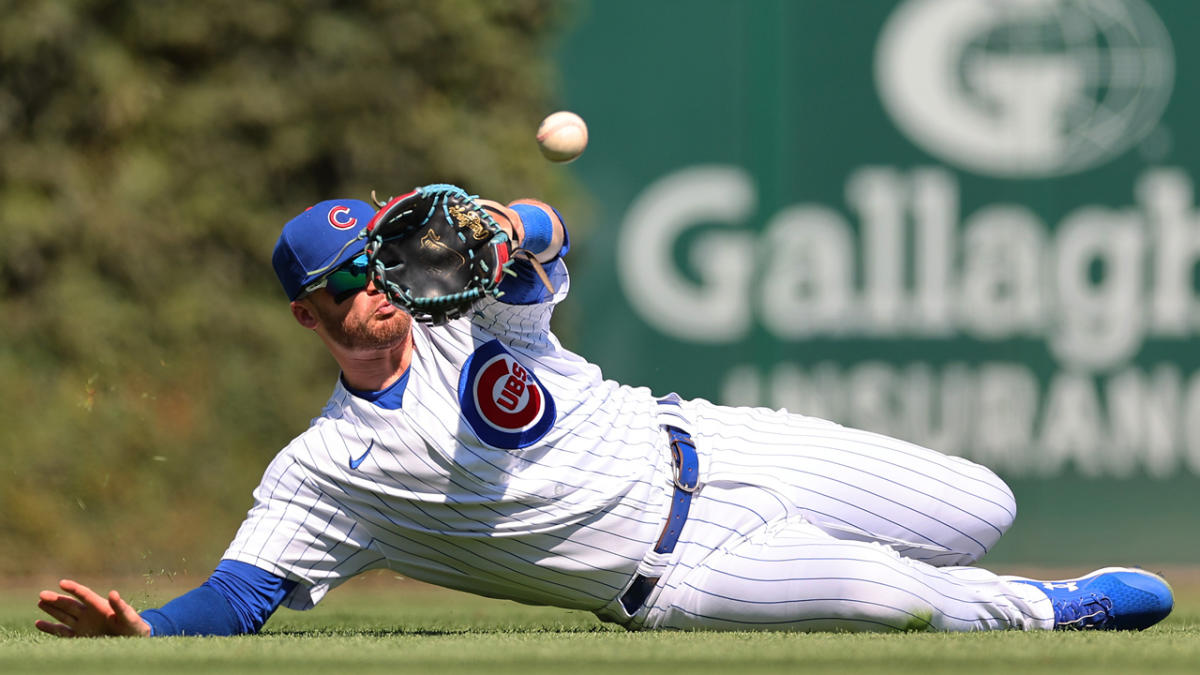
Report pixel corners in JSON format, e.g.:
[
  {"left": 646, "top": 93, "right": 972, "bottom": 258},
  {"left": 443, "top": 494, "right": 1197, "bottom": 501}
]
[{"left": 0, "top": 0, "right": 580, "bottom": 576}]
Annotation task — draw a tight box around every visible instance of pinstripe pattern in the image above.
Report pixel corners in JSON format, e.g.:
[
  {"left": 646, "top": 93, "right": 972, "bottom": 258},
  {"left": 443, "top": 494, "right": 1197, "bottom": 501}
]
[
  {"left": 224, "top": 261, "right": 1054, "bottom": 631},
  {"left": 643, "top": 508, "right": 1051, "bottom": 631},
  {"left": 224, "top": 268, "right": 673, "bottom": 611},
  {"left": 619, "top": 401, "right": 1052, "bottom": 631}
]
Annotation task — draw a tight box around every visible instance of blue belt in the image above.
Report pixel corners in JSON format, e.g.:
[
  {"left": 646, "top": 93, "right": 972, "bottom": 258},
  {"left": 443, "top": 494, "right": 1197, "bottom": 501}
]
[{"left": 619, "top": 409, "right": 699, "bottom": 615}]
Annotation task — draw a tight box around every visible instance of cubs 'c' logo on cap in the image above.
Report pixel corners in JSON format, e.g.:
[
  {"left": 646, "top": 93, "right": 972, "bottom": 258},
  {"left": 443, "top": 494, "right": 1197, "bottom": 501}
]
[
  {"left": 328, "top": 205, "right": 358, "bottom": 229},
  {"left": 458, "top": 340, "right": 556, "bottom": 449}
]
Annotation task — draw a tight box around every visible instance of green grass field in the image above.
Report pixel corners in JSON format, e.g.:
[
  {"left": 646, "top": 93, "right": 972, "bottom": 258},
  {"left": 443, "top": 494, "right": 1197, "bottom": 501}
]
[{"left": 2, "top": 570, "right": 1198, "bottom": 675}]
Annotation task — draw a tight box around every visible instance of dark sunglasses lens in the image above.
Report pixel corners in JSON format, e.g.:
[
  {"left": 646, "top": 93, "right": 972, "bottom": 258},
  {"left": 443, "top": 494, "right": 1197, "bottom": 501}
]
[{"left": 326, "top": 256, "right": 369, "bottom": 303}]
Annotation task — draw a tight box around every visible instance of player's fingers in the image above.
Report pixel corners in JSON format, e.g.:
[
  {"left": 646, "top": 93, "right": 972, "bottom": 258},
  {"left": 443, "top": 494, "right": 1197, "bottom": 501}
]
[
  {"left": 37, "top": 599, "right": 81, "bottom": 625},
  {"left": 38, "top": 590, "right": 74, "bottom": 607},
  {"left": 58, "top": 579, "right": 112, "bottom": 614},
  {"left": 34, "top": 619, "right": 77, "bottom": 638},
  {"left": 38, "top": 592, "right": 86, "bottom": 618},
  {"left": 107, "top": 590, "right": 148, "bottom": 636}
]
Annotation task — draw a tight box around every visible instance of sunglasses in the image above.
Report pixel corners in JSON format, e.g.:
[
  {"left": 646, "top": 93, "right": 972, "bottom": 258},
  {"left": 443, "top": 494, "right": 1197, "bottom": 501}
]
[{"left": 301, "top": 253, "right": 371, "bottom": 303}]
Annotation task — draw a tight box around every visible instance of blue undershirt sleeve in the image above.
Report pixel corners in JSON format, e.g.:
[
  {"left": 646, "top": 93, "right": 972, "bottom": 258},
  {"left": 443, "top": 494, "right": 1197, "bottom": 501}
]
[
  {"left": 499, "top": 203, "right": 571, "bottom": 305},
  {"left": 140, "top": 560, "right": 297, "bottom": 636}
]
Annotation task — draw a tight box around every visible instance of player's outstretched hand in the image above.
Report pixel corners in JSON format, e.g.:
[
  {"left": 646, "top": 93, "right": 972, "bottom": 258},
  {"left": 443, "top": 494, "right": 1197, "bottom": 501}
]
[{"left": 36, "top": 579, "right": 151, "bottom": 638}]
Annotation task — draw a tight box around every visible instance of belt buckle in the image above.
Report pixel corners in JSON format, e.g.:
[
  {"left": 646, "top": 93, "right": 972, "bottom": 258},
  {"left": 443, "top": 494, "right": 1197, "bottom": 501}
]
[{"left": 668, "top": 431, "right": 699, "bottom": 493}]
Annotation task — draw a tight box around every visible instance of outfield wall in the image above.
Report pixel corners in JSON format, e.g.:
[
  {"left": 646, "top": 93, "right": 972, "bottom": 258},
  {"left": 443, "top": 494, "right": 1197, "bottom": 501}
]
[{"left": 555, "top": 0, "right": 1200, "bottom": 564}]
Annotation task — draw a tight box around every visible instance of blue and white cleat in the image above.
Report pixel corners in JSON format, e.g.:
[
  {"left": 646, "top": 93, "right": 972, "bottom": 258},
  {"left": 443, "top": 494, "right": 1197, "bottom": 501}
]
[{"left": 1008, "top": 567, "right": 1174, "bottom": 630}]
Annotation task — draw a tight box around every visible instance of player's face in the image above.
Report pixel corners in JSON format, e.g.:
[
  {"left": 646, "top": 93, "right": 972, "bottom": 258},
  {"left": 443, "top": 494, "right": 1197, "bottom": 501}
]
[{"left": 308, "top": 278, "right": 410, "bottom": 351}]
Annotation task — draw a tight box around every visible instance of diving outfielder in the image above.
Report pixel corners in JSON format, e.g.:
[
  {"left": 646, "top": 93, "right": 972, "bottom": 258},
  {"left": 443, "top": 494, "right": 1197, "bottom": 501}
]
[{"left": 36, "top": 195, "right": 1173, "bottom": 637}]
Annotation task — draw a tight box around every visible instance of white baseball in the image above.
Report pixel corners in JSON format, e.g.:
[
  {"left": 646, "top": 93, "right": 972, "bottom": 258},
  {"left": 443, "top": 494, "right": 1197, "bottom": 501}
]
[{"left": 536, "top": 111, "right": 588, "bottom": 163}]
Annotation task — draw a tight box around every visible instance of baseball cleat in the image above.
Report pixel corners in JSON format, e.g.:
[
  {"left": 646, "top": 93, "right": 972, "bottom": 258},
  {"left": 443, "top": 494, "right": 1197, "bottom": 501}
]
[{"left": 1007, "top": 567, "right": 1174, "bottom": 630}]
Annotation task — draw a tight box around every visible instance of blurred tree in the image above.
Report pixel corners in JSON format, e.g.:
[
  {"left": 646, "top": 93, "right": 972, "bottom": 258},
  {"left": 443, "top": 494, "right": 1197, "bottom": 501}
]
[{"left": 0, "top": 0, "right": 580, "bottom": 576}]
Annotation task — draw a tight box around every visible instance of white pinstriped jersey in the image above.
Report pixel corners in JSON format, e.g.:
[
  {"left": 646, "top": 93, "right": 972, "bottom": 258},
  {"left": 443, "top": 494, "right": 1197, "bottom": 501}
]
[
  {"left": 224, "top": 258, "right": 1055, "bottom": 631},
  {"left": 223, "top": 264, "right": 675, "bottom": 611}
]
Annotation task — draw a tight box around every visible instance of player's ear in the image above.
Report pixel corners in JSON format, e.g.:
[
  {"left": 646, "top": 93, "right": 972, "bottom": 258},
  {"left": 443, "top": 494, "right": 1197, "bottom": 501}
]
[{"left": 290, "top": 300, "right": 320, "bottom": 330}]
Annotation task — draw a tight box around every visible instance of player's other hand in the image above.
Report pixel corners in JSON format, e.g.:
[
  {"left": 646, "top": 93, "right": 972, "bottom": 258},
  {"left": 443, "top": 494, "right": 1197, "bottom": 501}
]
[{"left": 36, "top": 579, "right": 151, "bottom": 638}]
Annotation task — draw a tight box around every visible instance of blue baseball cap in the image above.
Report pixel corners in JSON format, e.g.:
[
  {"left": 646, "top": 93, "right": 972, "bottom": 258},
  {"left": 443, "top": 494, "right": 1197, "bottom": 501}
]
[{"left": 272, "top": 199, "right": 376, "bottom": 300}]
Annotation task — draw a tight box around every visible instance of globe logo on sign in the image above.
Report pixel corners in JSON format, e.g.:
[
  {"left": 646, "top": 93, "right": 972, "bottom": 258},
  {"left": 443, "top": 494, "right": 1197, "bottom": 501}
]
[{"left": 875, "top": 0, "right": 1174, "bottom": 178}]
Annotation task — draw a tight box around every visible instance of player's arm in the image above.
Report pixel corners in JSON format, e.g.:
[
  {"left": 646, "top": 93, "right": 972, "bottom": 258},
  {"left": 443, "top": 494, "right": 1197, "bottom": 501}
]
[
  {"left": 35, "top": 560, "right": 293, "bottom": 637},
  {"left": 479, "top": 199, "right": 568, "bottom": 263},
  {"left": 478, "top": 199, "right": 570, "bottom": 304}
]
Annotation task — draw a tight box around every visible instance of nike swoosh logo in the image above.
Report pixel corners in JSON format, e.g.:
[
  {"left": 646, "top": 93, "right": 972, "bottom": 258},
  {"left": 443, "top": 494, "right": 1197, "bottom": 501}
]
[{"left": 349, "top": 440, "right": 375, "bottom": 470}]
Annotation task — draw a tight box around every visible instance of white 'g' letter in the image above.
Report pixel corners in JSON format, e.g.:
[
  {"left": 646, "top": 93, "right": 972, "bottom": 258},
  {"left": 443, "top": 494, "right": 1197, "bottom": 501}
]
[{"left": 618, "top": 166, "right": 755, "bottom": 342}]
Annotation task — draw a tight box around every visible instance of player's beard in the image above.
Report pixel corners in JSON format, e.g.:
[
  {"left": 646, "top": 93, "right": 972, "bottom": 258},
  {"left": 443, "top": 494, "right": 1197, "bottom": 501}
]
[{"left": 317, "top": 304, "right": 411, "bottom": 351}]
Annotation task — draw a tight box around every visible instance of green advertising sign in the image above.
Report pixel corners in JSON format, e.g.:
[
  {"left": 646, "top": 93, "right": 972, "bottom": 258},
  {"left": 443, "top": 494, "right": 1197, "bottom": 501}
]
[{"left": 556, "top": 0, "right": 1200, "bottom": 563}]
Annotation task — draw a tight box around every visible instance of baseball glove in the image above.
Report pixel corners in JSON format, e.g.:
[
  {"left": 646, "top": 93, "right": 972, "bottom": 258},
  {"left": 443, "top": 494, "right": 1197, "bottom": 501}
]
[{"left": 365, "top": 184, "right": 512, "bottom": 325}]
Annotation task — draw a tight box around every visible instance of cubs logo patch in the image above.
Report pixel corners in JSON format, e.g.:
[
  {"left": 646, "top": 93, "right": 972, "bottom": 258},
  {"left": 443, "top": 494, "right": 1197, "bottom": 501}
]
[
  {"left": 458, "top": 340, "right": 556, "bottom": 449},
  {"left": 328, "top": 205, "right": 358, "bottom": 229}
]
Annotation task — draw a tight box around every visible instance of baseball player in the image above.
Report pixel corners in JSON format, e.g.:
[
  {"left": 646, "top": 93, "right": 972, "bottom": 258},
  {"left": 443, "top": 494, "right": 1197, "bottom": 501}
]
[{"left": 36, "top": 193, "right": 1173, "bottom": 637}]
